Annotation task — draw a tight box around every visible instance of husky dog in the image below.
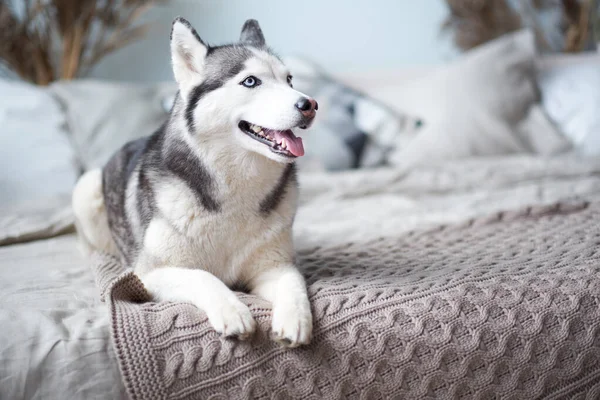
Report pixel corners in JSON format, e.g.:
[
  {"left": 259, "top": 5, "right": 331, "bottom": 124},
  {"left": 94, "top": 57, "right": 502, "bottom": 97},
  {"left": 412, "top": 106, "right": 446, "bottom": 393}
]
[{"left": 72, "top": 17, "right": 318, "bottom": 347}]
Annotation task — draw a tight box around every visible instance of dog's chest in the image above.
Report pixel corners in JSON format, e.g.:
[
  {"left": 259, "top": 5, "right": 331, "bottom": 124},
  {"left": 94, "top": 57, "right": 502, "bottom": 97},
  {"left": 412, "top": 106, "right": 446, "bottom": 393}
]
[{"left": 144, "top": 174, "right": 295, "bottom": 283}]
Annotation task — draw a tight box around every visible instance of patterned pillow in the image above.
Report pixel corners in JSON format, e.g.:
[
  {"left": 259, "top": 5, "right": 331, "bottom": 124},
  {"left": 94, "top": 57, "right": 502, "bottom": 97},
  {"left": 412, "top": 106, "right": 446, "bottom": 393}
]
[{"left": 283, "top": 57, "right": 422, "bottom": 171}]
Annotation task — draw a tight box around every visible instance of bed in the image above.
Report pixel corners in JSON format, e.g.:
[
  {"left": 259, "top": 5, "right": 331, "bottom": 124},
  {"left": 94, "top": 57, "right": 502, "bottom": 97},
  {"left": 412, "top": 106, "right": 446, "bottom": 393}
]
[
  {"left": 2, "top": 31, "right": 600, "bottom": 399},
  {"left": 3, "top": 154, "right": 600, "bottom": 399}
]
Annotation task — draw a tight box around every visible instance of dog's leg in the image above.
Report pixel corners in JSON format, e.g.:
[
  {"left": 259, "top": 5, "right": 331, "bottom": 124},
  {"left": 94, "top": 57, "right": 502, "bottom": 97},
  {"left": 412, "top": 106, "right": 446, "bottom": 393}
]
[
  {"left": 249, "top": 262, "right": 312, "bottom": 347},
  {"left": 140, "top": 267, "right": 256, "bottom": 339}
]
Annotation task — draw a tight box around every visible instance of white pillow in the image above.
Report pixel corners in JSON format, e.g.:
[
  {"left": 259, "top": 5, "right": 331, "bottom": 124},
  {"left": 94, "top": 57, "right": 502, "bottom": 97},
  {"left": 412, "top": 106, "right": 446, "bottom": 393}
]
[
  {"left": 357, "top": 30, "right": 571, "bottom": 166},
  {"left": 0, "top": 80, "right": 78, "bottom": 244},
  {"left": 538, "top": 54, "right": 600, "bottom": 156}
]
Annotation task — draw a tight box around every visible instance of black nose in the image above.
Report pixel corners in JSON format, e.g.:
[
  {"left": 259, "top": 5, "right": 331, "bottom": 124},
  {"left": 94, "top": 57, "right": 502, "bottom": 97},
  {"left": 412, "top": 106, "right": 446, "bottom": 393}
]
[
  {"left": 295, "top": 98, "right": 311, "bottom": 112},
  {"left": 295, "top": 98, "right": 318, "bottom": 112}
]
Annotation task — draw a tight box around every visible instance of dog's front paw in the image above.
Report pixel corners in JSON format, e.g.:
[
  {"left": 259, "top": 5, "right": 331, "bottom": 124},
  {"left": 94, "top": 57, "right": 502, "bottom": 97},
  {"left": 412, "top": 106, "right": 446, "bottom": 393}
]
[
  {"left": 271, "top": 300, "right": 313, "bottom": 348},
  {"left": 205, "top": 296, "right": 256, "bottom": 340}
]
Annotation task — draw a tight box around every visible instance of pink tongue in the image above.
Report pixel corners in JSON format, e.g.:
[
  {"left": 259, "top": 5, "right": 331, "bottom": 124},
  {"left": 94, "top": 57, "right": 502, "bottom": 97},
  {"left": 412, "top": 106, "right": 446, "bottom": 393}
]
[{"left": 269, "top": 129, "right": 304, "bottom": 157}]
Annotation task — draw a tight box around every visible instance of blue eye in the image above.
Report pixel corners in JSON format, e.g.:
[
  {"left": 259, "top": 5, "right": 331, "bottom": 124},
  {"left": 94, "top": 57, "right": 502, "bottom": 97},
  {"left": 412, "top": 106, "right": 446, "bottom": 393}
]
[{"left": 241, "top": 76, "right": 261, "bottom": 88}]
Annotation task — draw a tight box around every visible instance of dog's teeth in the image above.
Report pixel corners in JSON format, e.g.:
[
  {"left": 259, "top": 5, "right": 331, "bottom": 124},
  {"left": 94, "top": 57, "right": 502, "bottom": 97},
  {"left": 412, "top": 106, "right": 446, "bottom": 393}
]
[
  {"left": 281, "top": 139, "right": 287, "bottom": 149},
  {"left": 258, "top": 130, "right": 265, "bottom": 136},
  {"left": 251, "top": 125, "right": 262, "bottom": 133}
]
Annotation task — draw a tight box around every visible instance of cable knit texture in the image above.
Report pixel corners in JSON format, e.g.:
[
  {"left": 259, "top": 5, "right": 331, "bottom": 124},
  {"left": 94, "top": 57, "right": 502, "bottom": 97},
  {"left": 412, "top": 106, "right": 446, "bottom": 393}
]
[{"left": 90, "top": 200, "right": 600, "bottom": 400}]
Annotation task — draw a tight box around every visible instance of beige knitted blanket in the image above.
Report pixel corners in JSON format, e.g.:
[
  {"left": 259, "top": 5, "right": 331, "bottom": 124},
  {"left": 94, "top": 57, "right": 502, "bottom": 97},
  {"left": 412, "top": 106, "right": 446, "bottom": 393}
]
[{"left": 91, "top": 200, "right": 600, "bottom": 400}]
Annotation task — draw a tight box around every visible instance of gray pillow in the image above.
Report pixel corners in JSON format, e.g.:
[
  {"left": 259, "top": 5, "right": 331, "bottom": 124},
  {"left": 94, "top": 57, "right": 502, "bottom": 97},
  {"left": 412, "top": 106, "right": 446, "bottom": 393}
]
[
  {"left": 50, "top": 80, "right": 175, "bottom": 170},
  {"left": 0, "top": 79, "right": 78, "bottom": 245}
]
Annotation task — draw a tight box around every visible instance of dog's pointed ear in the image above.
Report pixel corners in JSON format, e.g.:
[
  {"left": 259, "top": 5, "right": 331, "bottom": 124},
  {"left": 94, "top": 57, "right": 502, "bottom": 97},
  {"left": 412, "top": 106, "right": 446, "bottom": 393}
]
[
  {"left": 240, "top": 19, "right": 265, "bottom": 47},
  {"left": 170, "top": 17, "right": 208, "bottom": 86}
]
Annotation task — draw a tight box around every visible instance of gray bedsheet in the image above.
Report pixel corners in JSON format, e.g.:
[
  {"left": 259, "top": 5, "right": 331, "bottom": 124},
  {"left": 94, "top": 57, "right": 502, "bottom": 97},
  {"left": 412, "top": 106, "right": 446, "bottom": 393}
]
[
  {"left": 2, "top": 154, "right": 600, "bottom": 399},
  {"left": 0, "top": 235, "right": 127, "bottom": 400}
]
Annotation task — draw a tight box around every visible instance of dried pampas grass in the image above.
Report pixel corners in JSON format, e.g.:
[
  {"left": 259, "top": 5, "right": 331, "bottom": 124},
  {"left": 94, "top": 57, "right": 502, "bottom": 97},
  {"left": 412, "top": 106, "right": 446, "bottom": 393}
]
[
  {"left": 443, "top": 0, "right": 598, "bottom": 53},
  {"left": 0, "top": 0, "right": 164, "bottom": 85},
  {"left": 442, "top": 0, "right": 522, "bottom": 50}
]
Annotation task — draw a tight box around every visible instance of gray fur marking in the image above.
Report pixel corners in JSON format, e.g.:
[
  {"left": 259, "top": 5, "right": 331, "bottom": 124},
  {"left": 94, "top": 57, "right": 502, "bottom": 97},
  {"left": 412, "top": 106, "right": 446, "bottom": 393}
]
[
  {"left": 103, "top": 124, "right": 221, "bottom": 265},
  {"left": 164, "top": 139, "right": 221, "bottom": 212},
  {"left": 259, "top": 164, "right": 297, "bottom": 216},
  {"left": 240, "top": 19, "right": 266, "bottom": 47},
  {"left": 185, "top": 46, "right": 253, "bottom": 132},
  {"left": 103, "top": 136, "right": 149, "bottom": 265}
]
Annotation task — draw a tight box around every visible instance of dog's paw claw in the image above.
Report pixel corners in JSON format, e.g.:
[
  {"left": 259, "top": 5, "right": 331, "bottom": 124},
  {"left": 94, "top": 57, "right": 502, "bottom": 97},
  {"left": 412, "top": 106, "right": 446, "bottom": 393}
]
[
  {"left": 207, "top": 297, "right": 256, "bottom": 340},
  {"left": 271, "top": 304, "right": 313, "bottom": 348}
]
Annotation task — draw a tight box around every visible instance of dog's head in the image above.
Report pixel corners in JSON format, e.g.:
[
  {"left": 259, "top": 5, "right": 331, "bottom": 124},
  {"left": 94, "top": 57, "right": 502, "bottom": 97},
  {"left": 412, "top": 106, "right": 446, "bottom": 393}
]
[{"left": 170, "top": 17, "right": 318, "bottom": 163}]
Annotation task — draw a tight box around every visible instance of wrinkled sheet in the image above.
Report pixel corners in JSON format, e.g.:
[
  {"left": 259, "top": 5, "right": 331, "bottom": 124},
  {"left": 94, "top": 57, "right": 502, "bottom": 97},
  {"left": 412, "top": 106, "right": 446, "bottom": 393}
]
[
  {"left": 2, "top": 153, "right": 600, "bottom": 399},
  {"left": 0, "top": 235, "right": 127, "bottom": 400},
  {"left": 295, "top": 154, "right": 600, "bottom": 248}
]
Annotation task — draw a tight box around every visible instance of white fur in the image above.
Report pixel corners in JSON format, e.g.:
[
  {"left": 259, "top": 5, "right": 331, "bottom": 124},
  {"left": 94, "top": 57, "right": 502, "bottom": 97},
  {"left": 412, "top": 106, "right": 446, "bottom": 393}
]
[
  {"left": 72, "top": 169, "right": 118, "bottom": 256},
  {"left": 250, "top": 265, "right": 313, "bottom": 346},
  {"left": 171, "top": 19, "right": 208, "bottom": 89},
  {"left": 133, "top": 159, "right": 311, "bottom": 346},
  {"left": 73, "top": 19, "right": 314, "bottom": 347},
  {"left": 143, "top": 267, "right": 256, "bottom": 339}
]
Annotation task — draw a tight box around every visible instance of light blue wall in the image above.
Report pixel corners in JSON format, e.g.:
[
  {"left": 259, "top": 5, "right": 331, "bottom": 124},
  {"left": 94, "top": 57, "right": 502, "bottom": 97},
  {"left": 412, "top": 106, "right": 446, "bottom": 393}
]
[{"left": 91, "top": 0, "right": 457, "bottom": 82}]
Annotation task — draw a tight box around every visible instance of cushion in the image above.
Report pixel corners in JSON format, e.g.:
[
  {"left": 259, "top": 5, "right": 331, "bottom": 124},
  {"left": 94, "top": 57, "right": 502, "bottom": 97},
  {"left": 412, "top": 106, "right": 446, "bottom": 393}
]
[
  {"left": 0, "top": 79, "right": 78, "bottom": 245},
  {"left": 347, "top": 30, "right": 571, "bottom": 167},
  {"left": 50, "top": 80, "right": 175, "bottom": 170},
  {"left": 537, "top": 53, "right": 600, "bottom": 156},
  {"left": 282, "top": 57, "right": 422, "bottom": 171}
]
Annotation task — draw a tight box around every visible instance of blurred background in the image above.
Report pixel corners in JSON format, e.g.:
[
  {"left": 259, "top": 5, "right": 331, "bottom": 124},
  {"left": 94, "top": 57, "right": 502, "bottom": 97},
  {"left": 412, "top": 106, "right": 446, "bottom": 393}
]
[
  {"left": 90, "top": 0, "right": 458, "bottom": 81},
  {"left": 1, "top": 0, "right": 598, "bottom": 82},
  {"left": 2, "top": 4, "right": 600, "bottom": 398}
]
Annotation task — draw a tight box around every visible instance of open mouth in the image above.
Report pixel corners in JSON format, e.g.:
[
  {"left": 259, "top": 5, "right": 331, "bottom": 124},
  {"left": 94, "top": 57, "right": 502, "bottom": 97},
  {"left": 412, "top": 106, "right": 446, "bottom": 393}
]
[{"left": 238, "top": 121, "right": 304, "bottom": 158}]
